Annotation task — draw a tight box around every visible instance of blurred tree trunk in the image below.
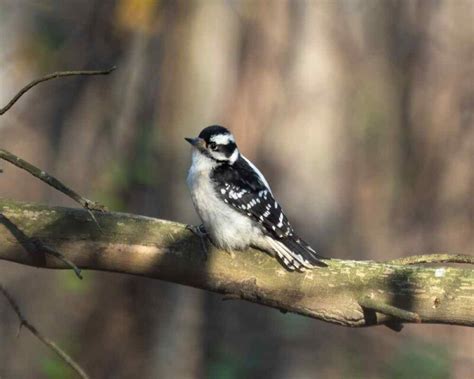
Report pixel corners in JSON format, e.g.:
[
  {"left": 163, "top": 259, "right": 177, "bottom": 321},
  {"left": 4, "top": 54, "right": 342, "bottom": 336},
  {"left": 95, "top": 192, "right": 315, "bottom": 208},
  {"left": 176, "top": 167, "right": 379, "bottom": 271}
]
[{"left": 1, "top": 0, "right": 473, "bottom": 377}]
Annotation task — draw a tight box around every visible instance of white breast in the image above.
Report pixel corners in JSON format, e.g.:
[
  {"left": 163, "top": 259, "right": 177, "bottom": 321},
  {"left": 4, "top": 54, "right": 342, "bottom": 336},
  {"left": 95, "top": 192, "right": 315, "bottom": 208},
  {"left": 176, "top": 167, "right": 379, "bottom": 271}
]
[{"left": 186, "top": 151, "right": 262, "bottom": 251}]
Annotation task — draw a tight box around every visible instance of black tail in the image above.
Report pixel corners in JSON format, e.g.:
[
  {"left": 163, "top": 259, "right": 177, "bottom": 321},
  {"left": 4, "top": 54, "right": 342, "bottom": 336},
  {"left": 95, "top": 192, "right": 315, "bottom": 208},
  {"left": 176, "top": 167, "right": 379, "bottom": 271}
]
[
  {"left": 265, "top": 235, "right": 328, "bottom": 271},
  {"left": 283, "top": 236, "right": 328, "bottom": 268}
]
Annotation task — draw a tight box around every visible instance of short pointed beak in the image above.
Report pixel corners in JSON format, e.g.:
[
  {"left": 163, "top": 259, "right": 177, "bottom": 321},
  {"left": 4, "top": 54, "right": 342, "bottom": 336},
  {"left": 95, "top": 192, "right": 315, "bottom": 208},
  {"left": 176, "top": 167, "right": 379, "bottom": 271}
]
[
  {"left": 185, "top": 137, "right": 206, "bottom": 151},
  {"left": 185, "top": 137, "right": 197, "bottom": 146}
]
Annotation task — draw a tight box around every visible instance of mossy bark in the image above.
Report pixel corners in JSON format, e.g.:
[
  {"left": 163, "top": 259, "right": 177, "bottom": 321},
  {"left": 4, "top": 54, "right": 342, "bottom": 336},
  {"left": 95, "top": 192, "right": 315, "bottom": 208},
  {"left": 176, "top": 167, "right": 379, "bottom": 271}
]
[{"left": 0, "top": 199, "right": 473, "bottom": 328}]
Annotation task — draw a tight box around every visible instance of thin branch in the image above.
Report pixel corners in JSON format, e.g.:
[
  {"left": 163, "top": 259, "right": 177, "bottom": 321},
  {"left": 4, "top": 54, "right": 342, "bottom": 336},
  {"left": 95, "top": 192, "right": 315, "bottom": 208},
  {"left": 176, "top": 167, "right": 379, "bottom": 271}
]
[
  {"left": 0, "top": 68, "right": 113, "bottom": 227},
  {"left": 359, "top": 296, "right": 422, "bottom": 323},
  {"left": 0, "top": 284, "right": 89, "bottom": 379},
  {"left": 386, "top": 253, "right": 474, "bottom": 265},
  {"left": 0, "top": 67, "right": 116, "bottom": 115},
  {"left": 0, "top": 149, "right": 106, "bottom": 229},
  {"left": 31, "top": 238, "right": 82, "bottom": 279}
]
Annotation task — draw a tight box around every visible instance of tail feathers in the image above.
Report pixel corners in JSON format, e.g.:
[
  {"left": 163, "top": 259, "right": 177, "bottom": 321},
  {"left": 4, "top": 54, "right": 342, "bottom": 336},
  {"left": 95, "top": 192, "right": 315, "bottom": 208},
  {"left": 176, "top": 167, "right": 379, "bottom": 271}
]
[
  {"left": 265, "top": 236, "right": 328, "bottom": 272},
  {"left": 284, "top": 237, "right": 328, "bottom": 268},
  {"left": 266, "top": 237, "right": 301, "bottom": 271}
]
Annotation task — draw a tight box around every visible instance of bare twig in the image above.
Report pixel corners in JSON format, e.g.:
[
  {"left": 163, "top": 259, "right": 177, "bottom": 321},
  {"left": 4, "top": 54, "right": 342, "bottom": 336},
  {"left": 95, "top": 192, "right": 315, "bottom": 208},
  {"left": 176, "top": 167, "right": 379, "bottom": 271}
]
[
  {"left": 359, "top": 296, "right": 422, "bottom": 323},
  {"left": 0, "top": 284, "right": 89, "bottom": 379},
  {"left": 31, "top": 238, "right": 82, "bottom": 279},
  {"left": 386, "top": 253, "right": 474, "bottom": 265},
  {"left": 0, "top": 67, "right": 116, "bottom": 115},
  {"left": 0, "top": 67, "right": 113, "bottom": 227},
  {"left": 0, "top": 149, "right": 106, "bottom": 229}
]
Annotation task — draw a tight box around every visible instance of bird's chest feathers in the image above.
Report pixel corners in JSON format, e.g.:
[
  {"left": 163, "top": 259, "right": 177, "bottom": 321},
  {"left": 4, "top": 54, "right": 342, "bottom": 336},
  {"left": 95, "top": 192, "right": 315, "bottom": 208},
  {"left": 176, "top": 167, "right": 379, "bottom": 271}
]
[{"left": 186, "top": 153, "right": 258, "bottom": 249}]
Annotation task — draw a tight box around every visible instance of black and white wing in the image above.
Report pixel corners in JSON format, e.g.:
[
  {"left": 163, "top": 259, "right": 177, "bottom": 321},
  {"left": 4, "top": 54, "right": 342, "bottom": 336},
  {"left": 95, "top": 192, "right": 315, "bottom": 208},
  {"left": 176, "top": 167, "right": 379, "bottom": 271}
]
[{"left": 211, "top": 156, "right": 327, "bottom": 270}]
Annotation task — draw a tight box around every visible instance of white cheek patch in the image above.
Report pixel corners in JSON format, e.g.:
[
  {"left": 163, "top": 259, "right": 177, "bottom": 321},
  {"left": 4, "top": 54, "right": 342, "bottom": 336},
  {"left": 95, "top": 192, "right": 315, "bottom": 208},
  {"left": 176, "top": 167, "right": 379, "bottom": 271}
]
[
  {"left": 228, "top": 148, "right": 239, "bottom": 164},
  {"left": 210, "top": 133, "right": 235, "bottom": 145},
  {"left": 210, "top": 151, "right": 228, "bottom": 162}
]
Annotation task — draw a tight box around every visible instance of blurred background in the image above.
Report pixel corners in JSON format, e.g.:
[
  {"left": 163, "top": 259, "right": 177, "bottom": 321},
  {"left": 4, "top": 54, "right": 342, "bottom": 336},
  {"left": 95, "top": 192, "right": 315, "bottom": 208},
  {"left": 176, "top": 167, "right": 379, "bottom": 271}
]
[{"left": 0, "top": 0, "right": 473, "bottom": 378}]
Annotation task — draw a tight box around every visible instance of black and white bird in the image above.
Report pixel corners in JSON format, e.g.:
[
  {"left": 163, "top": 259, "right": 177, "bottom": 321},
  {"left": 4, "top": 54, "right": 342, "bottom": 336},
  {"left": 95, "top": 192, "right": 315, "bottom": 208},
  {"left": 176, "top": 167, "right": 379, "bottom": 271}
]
[{"left": 185, "top": 125, "right": 327, "bottom": 271}]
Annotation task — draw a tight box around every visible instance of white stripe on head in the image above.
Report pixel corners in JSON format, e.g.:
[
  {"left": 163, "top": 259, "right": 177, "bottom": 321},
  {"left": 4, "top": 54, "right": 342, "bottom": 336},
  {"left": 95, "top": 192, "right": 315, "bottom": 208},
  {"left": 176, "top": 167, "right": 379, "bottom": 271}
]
[
  {"left": 241, "top": 155, "right": 273, "bottom": 194},
  {"left": 210, "top": 133, "right": 235, "bottom": 145}
]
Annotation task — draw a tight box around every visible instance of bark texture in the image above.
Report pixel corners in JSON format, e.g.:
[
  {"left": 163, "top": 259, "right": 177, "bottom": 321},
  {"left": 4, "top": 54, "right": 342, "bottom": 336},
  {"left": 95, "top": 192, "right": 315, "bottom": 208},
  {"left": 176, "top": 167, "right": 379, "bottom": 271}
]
[{"left": 0, "top": 199, "right": 472, "bottom": 328}]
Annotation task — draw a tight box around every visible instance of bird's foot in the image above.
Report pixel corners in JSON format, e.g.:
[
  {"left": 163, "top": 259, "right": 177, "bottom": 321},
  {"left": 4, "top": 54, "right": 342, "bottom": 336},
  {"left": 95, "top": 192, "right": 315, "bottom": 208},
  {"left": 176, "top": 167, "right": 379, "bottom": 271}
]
[
  {"left": 186, "top": 224, "right": 210, "bottom": 260},
  {"left": 186, "top": 223, "right": 207, "bottom": 238}
]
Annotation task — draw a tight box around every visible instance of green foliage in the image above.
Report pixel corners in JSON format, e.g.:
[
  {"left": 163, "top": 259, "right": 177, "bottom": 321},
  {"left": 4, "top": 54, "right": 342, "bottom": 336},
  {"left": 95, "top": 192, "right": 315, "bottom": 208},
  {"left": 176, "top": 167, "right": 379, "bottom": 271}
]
[
  {"left": 94, "top": 123, "right": 157, "bottom": 211},
  {"left": 131, "top": 122, "right": 157, "bottom": 187},
  {"left": 207, "top": 341, "right": 267, "bottom": 379},
  {"left": 32, "top": 15, "right": 67, "bottom": 70},
  {"left": 208, "top": 356, "right": 241, "bottom": 379},
  {"left": 273, "top": 310, "right": 313, "bottom": 339},
  {"left": 93, "top": 162, "right": 129, "bottom": 211},
  {"left": 57, "top": 270, "right": 92, "bottom": 294},
  {"left": 385, "top": 340, "right": 451, "bottom": 379},
  {"left": 41, "top": 356, "right": 73, "bottom": 379}
]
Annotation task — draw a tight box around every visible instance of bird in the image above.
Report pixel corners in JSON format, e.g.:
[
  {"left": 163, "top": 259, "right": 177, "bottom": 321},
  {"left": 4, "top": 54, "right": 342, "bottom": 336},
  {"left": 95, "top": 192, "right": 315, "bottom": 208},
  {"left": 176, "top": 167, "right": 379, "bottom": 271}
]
[{"left": 185, "top": 125, "right": 328, "bottom": 271}]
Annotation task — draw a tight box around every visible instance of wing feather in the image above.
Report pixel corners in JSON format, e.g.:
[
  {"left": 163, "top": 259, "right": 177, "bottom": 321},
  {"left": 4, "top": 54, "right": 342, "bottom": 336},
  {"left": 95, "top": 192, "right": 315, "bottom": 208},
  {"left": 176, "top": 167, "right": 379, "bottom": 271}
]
[{"left": 211, "top": 155, "right": 327, "bottom": 269}]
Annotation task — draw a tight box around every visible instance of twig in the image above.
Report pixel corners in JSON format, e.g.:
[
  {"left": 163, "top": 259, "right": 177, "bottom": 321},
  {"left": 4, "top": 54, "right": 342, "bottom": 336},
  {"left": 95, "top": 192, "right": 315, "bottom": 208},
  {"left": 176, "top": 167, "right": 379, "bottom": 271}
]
[
  {"left": 386, "top": 253, "right": 474, "bottom": 266},
  {"left": 0, "top": 67, "right": 116, "bottom": 115},
  {"left": 0, "top": 149, "right": 106, "bottom": 229},
  {"left": 0, "top": 214, "right": 82, "bottom": 279},
  {"left": 0, "top": 284, "right": 89, "bottom": 379},
  {"left": 359, "top": 296, "right": 422, "bottom": 323},
  {"left": 31, "top": 238, "right": 82, "bottom": 279}
]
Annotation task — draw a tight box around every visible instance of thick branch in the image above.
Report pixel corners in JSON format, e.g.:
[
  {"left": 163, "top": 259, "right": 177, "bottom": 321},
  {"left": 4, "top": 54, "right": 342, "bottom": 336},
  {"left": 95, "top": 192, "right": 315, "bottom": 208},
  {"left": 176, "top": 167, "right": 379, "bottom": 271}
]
[
  {"left": 0, "top": 214, "right": 82, "bottom": 279},
  {"left": 0, "top": 199, "right": 473, "bottom": 328},
  {"left": 386, "top": 254, "right": 474, "bottom": 265}
]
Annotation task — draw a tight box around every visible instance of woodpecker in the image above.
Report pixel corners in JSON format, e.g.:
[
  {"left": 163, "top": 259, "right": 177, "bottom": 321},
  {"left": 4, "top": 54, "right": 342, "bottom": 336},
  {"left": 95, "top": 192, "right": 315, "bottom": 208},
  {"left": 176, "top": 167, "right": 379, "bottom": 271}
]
[{"left": 185, "top": 125, "right": 327, "bottom": 271}]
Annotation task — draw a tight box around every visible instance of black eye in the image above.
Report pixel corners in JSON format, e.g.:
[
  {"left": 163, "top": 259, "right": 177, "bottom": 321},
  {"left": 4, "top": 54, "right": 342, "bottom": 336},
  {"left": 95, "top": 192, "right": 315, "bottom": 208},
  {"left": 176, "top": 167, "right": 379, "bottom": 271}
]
[{"left": 209, "top": 142, "right": 218, "bottom": 150}]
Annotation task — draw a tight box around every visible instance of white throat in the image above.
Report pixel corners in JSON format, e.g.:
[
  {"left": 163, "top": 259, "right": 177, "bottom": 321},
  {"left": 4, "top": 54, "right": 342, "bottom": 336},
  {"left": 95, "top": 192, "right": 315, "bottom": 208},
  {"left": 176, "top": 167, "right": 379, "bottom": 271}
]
[{"left": 190, "top": 149, "right": 219, "bottom": 173}]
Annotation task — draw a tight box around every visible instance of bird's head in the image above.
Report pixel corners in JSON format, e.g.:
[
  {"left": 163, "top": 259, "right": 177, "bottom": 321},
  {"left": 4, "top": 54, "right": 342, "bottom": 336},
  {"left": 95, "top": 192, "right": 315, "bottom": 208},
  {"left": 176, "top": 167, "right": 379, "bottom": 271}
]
[{"left": 185, "top": 125, "right": 239, "bottom": 164}]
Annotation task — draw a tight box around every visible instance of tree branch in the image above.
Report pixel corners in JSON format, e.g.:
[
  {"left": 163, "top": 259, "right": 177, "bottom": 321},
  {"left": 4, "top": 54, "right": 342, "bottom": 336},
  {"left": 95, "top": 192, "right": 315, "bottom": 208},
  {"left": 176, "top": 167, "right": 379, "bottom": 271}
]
[
  {"left": 0, "top": 199, "right": 472, "bottom": 328},
  {"left": 358, "top": 295, "right": 422, "bottom": 323},
  {"left": 0, "top": 149, "right": 106, "bottom": 211},
  {"left": 0, "top": 284, "right": 89, "bottom": 379},
  {"left": 0, "top": 149, "right": 106, "bottom": 228},
  {"left": 0, "top": 213, "right": 82, "bottom": 279},
  {"left": 0, "top": 67, "right": 116, "bottom": 115},
  {"left": 386, "top": 254, "right": 474, "bottom": 265}
]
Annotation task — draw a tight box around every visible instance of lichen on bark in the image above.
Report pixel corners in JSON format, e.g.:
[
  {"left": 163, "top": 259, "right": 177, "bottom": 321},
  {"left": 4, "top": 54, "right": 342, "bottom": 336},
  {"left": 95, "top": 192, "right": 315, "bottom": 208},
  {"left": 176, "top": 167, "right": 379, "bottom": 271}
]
[{"left": 0, "top": 199, "right": 473, "bottom": 329}]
